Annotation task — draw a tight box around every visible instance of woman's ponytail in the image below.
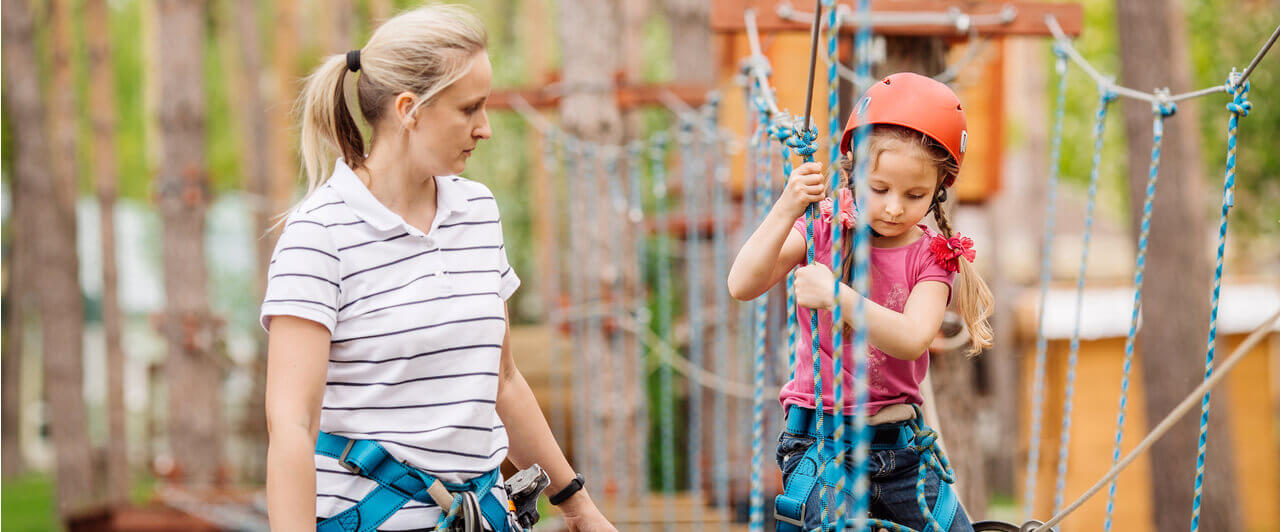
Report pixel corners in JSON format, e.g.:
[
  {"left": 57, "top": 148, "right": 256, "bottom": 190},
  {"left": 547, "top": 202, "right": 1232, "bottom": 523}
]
[{"left": 298, "top": 53, "right": 363, "bottom": 199}]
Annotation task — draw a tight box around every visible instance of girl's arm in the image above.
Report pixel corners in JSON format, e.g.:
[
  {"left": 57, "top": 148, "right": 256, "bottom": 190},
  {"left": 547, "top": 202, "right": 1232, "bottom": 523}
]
[
  {"left": 728, "top": 161, "right": 825, "bottom": 301},
  {"left": 794, "top": 263, "right": 949, "bottom": 361},
  {"left": 264, "top": 316, "right": 331, "bottom": 532},
  {"left": 495, "top": 305, "right": 616, "bottom": 532}
]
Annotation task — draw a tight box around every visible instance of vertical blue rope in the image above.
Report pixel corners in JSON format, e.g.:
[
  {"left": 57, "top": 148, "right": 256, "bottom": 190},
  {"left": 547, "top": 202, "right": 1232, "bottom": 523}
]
[
  {"left": 786, "top": 123, "right": 825, "bottom": 527},
  {"left": 565, "top": 139, "right": 589, "bottom": 481},
  {"left": 1023, "top": 48, "right": 1070, "bottom": 521},
  {"left": 627, "top": 140, "right": 652, "bottom": 520},
  {"left": 1053, "top": 86, "right": 1117, "bottom": 515},
  {"left": 1103, "top": 97, "right": 1175, "bottom": 531},
  {"left": 543, "top": 130, "right": 567, "bottom": 445},
  {"left": 606, "top": 149, "right": 628, "bottom": 512},
  {"left": 847, "top": 0, "right": 875, "bottom": 527},
  {"left": 707, "top": 96, "right": 733, "bottom": 532},
  {"left": 583, "top": 144, "right": 604, "bottom": 485},
  {"left": 820, "top": 0, "right": 851, "bottom": 527},
  {"left": 679, "top": 118, "right": 706, "bottom": 514},
  {"left": 1191, "top": 72, "right": 1251, "bottom": 532},
  {"left": 772, "top": 119, "right": 801, "bottom": 376},
  {"left": 749, "top": 86, "right": 774, "bottom": 532},
  {"left": 648, "top": 133, "right": 677, "bottom": 532}
]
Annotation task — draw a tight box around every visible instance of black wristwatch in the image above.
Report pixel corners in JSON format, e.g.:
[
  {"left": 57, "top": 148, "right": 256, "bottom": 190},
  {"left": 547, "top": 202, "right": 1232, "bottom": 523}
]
[{"left": 548, "top": 474, "right": 585, "bottom": 506}]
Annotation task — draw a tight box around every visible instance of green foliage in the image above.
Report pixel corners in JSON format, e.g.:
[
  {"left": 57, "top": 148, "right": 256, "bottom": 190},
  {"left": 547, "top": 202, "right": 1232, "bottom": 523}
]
[
  {"left": 1187, "top": 2, "right": 1280, "bottom": 234},
  {"left": 1050, "top": 0, "right": 1131, "bottom": 220},
  {"left": 1, "top": 473, "right": 61, "bottom": 531},
  {"left": 1048, "top": 0, "right": 1280, "bottom": 236}
]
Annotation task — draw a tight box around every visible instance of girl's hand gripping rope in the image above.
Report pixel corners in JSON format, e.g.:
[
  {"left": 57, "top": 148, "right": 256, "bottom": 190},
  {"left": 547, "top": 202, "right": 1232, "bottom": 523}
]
[
  {"left": 794, "top": 263, "right": 841, "bottom": 310},
  {"left": 776, "top": 162, "right": 827, "bottom": 220}
]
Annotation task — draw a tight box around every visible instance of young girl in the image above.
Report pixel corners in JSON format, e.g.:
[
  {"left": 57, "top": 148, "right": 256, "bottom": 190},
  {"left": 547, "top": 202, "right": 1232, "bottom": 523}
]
[
  {"left": 262, "top": 6, "right": 614, "bottom": 531},
  {"left": 728, "top": 72, "right": 993, "bottom": 531}
]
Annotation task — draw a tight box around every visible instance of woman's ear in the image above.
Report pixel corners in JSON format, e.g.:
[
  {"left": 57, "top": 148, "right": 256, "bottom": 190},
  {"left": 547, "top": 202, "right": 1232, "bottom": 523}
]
[{"left": 393, "top": 91, "right": 418, "bottom": 128}]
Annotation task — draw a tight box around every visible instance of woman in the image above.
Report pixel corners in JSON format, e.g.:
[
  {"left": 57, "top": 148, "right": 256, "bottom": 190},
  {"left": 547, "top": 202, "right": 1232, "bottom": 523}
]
[{"left": 261, "top": 5, "right": 615, "bottom": 531}]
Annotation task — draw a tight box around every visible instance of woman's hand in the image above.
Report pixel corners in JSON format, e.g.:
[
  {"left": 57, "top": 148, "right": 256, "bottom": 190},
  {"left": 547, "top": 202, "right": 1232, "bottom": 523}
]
[
  {"left": 559, "top": 492, "right": 618, "bottom": 532},
  {"left": 794, "top": 263, "right": 839, "bottom": 310},
  {"left": 775, "top": 162, "right": 826, "bottom": 220}
]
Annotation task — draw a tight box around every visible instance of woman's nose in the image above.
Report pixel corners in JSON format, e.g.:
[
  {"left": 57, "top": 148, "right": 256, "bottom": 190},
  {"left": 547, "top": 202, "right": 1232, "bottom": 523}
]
[{"left": 474, "top": 110, "right": 492, "bottom": 139}]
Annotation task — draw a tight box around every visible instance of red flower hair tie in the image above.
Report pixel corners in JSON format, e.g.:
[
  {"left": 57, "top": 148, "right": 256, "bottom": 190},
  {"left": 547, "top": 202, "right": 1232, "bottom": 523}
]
[
  {"left": 930, "top": 233, "right": 976, "bottom": 273},
  {"left": 818, "top": 188, "right": 857, "bottom": 230}
]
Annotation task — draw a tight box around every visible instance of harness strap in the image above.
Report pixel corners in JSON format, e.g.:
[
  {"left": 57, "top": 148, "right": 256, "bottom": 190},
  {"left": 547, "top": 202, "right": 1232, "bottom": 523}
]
[
  {"left": 315, "top": 432, "right": 507, "bottom": 532},
  {"left": 775, "top": 406, "right": 960, "bottom": 532}
]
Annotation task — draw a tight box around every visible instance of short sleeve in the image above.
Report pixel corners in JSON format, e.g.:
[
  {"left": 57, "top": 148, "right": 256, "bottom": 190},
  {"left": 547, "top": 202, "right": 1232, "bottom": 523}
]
[
  {"left": 495, "top": 217, "right": 521, "bottom": 300},
  {"left": 260, "top": 218, "right": 341, "bottom": 333}
]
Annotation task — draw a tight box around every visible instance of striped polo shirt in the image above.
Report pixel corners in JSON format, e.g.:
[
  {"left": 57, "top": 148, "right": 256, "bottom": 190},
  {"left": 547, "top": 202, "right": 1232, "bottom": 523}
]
[{"left": 260, "top": 160, "right": 519, "bottom": 529}]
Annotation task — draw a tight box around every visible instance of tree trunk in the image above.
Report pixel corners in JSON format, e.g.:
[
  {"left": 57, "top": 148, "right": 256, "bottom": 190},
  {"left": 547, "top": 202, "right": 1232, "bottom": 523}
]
[
  {"left": 558, "top": 0, "right": 623, "bottom": 493},
  {"left": 270, "top": 0, "right": 300, "bottom": 219},
  {"left": 2, "top": 142, "right": 30, "bottom": 482},
  {"left": 663, "top": 0, "right": 713, "bottom": 84},
  {"left": 219, "top": 0, "right": 273, "bottom": 484},
  {"left": 154, "top": 0, "right": 223, "bottom": 487},
  {"left": 5, "top": 0, "right": 98, "bottom": 516},
  {"left": 1114, "top": 1, "right": 1240, "bottom": 530},
  {"left": 86, "top": 0, "right": 130, "bottom": 504}
]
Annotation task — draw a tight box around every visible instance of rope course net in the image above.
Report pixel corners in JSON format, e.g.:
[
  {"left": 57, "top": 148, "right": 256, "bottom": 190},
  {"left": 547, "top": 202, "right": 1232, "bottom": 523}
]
[{"left": 499, "top": 8, "right": 1279, "bottom": 532}]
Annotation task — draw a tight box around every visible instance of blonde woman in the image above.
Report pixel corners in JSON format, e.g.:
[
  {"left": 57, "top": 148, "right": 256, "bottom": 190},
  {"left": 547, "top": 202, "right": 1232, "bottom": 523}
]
[{"left": 262, "top": 5, "right": 614, "bottom": 531}]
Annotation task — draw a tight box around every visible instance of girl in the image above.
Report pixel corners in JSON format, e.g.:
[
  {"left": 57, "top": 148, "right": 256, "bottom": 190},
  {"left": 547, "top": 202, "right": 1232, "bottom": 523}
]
[
  {"left": 728, "top": 72, "right": 993, "bottom": 531},
  {"left": 261, "top": 5, "right": 614, "bottom": 531}
]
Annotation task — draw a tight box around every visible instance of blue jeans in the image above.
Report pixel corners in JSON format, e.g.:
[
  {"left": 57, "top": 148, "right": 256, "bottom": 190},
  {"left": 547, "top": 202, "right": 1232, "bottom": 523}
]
[{"left": 776, "top": 427, "right": 974, "bottom": 531}]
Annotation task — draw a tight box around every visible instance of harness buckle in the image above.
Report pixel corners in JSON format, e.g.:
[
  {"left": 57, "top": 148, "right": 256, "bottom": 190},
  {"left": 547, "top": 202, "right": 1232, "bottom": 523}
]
[
  {"left": 338, "top": 439, "right": 362, "bottom": 474},
  {"left": 774, "top": 502, "right": 806, "bottom": 527}
]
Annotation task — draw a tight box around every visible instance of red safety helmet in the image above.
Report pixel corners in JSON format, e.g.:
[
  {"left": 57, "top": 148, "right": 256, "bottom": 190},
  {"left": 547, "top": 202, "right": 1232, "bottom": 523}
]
[{"left": 840, "top": 72, "right": 967, "bottom": 187}]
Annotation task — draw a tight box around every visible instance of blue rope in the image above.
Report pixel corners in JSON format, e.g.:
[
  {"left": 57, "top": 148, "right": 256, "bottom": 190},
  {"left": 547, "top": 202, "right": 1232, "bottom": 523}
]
[
  {"left": 627, "top": 141, "right": 652, "bottom": 516},
  {"left": 1053, "top": 86, "right": 1118, "bottom": 515},
  {"left": 771, "top": 119, "right": 801, "bottom": 376},
  {"left": 1190, "top": 72, "right": 1251, "bottom": 532},
  {"left": 542, "top": 130, "right": 568, "bottom": 445},
  {"left": 708, "top": 96, "right": 733, "bottom": 532},
  {"left": 647, "top": 133, "right": 677, "bottom": 531},
  {"left": 847, "top": 0, "right": 875, "bottom": 527},
  {"left": 606, "top": 149, "right": 629, "bottom": 509},
  {"left": 582, "top": 144, "right": 604, "bottom": 484},
  {"left": 1103, "top": 97, "right": 1176, "bottom": 532},
  {"left": 565, "top": 139, "right": 589, "bottom": 480},
  {"left": 863, "top": 421, "right": 959, "bottom": 532},
  {"left": 1023, "top": 47, "right": 1070, "bottom": 520},
  {"left": 820, "top": 0, "right": 852, "bottom": 527},
  {"left": 679, "top": 117, "right": 705, "bottom": 514},
  {"left": 749, "top": 87, "right": 775, "bottom": 532}
]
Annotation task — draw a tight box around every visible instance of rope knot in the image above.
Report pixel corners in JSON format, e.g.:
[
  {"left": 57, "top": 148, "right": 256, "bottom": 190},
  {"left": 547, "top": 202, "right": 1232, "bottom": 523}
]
[
  {"left": 1153, "top": 97, "right": 1177, "bottom": 118},
  {"left": 1227, "top": 79, "right": 1251, "bottom": 117}
]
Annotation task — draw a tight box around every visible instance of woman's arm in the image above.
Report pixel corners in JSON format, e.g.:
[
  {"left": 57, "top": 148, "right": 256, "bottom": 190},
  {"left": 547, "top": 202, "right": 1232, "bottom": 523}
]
[
  {"left": 727, "top": 161, "right": 824, "bottom": 301},
  {"left": 794, "top": 264, "right": 949, "bottom": 360},
  {"left": 265, "top": 316, "right": 332, "bottom": 532},
  {"left": 495, "top": 305, "right": 616, "bottom": 531}
]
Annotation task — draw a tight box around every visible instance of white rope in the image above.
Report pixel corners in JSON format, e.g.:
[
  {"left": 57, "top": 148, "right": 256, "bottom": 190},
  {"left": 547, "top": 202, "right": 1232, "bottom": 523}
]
[
  {"left": 745, "top": 8, "right": 784, "bottom": 117},
  {"left": 1044, "top": 14, "right": 1228, "bottom": 104},
  {"left": 1036, "top": 307, "right": 1280, "bottom": 530}
]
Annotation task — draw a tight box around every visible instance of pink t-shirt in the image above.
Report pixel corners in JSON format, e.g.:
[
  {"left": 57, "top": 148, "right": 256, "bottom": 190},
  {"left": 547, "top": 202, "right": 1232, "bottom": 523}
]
[{"left": 779, "top": 211, "right": 955, "bottom": 416}]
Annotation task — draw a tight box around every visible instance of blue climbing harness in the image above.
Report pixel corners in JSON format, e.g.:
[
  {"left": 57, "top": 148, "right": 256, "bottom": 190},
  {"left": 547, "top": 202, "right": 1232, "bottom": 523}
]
[
  {"left": 314, "top": 432, "right": 509, "bottom": 532},
  {"left": 774, "top": 406, "right": 959, "bottom": 532}
]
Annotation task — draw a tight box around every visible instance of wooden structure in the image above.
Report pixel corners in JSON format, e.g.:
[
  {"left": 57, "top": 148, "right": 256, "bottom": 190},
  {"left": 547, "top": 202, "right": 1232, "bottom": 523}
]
[
  {"left": 1015, "top": 285, "right": 1280, "bottom": 532},
  {"left": 711, "top": 1, "right": 1082, "bottom": 202}
]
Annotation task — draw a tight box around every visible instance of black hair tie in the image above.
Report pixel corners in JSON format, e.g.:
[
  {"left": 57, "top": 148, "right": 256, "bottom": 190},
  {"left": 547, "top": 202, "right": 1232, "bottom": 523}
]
[{"left": 346, "top": 50, "right": 361, "bottom": 73}]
